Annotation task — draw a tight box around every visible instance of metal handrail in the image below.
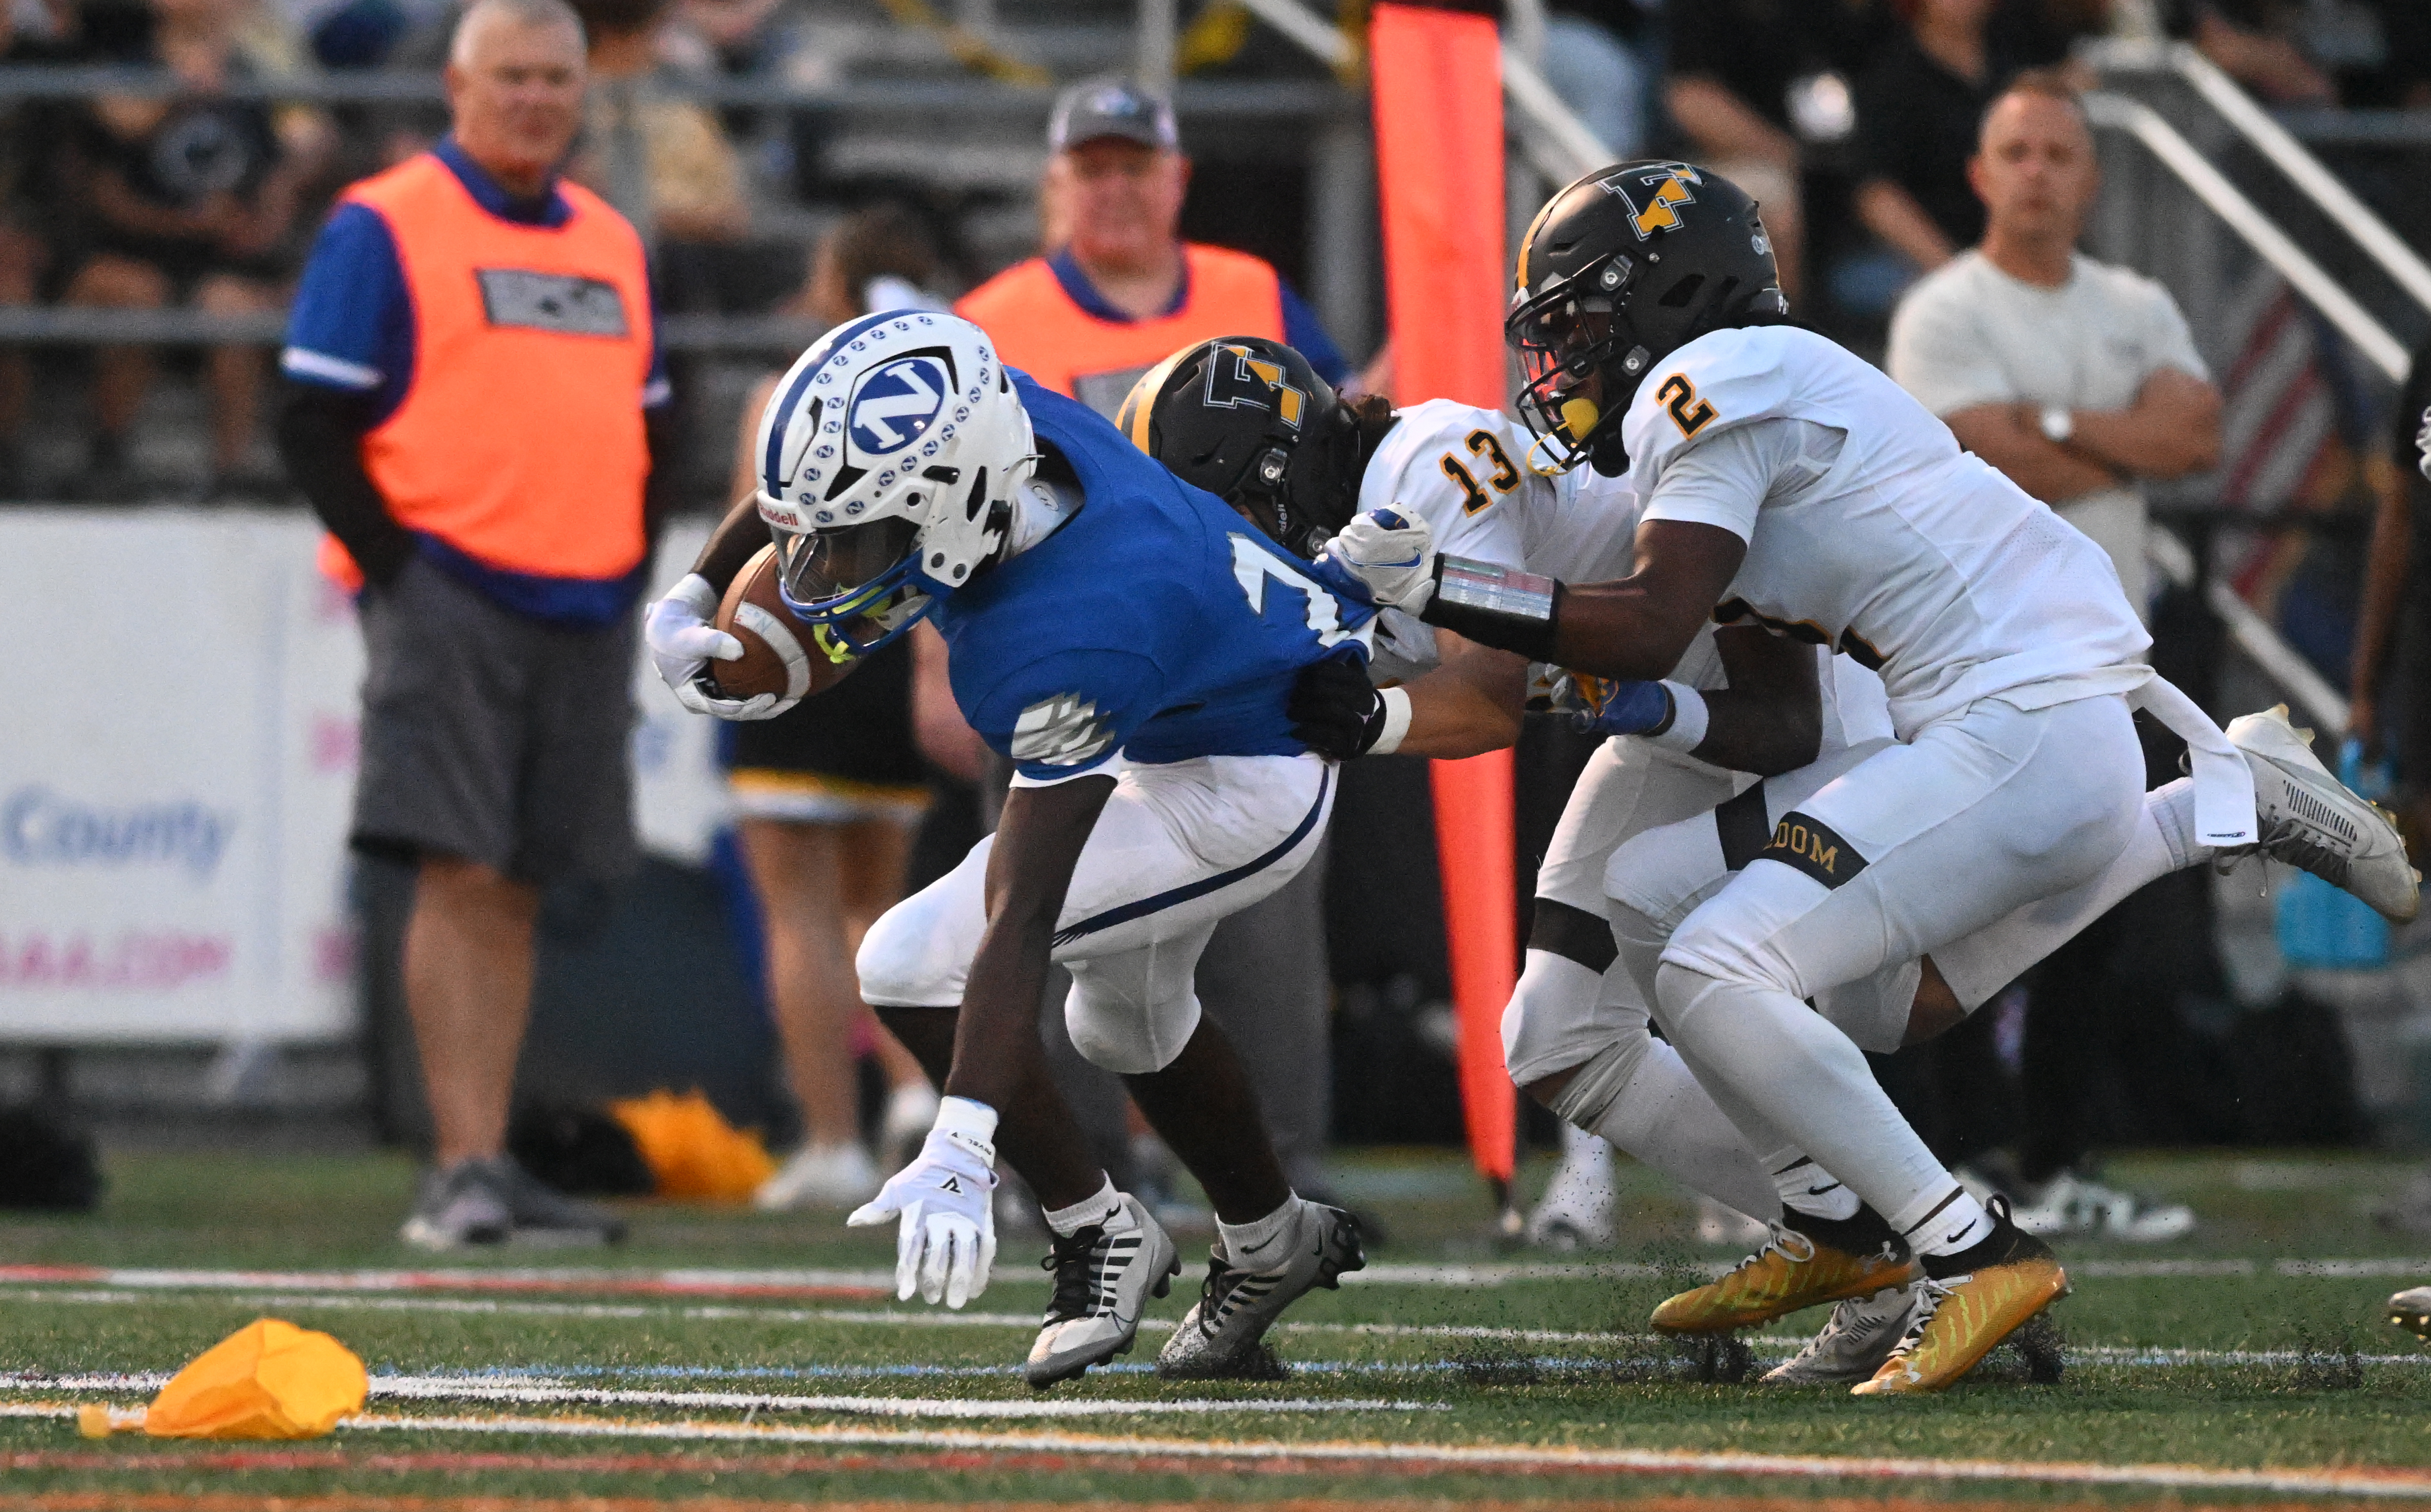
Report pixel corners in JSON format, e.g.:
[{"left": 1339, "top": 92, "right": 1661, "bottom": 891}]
[
  {"left": 2091, "top": 40, "right": 2431, "bottom": 322},
  {"left": 2083, "top": 91, "right": 2410, "bottom": 383}
]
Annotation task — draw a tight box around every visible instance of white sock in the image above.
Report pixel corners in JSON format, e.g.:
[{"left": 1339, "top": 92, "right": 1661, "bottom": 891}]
[
  {"left": 1586, "top": 1036, "right": 1780, "bottom": 1222},
  {"left": 1557, "top": 1118, "right": 1612, "bottom": 1174},
  {"left": 1042, "top": 1175, "right": 1123, "bottom": 1238},
  {"left": 1931, "top": 780, "right": 2199, "bottom": 1008},
  {"left": 1772, "top": 1153, "right": 1861, "bottom": 1221},
  {"left": 1656, "top": 961, "right": 1959, "bottom": 1239},
  {"left": 1899, "top": 1186, "right": 1996, "bottom": 1258},
  {"left": 1218, "top": 1193, "right": 1308, "bottom": 1270}
]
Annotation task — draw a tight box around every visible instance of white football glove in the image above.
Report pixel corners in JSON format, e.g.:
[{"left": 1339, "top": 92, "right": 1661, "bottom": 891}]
[
  {"left": 847, "top": 1097, "right": 1000, "bottom": 1308},
  {"left": 1319, "top": 507, "right": 1438, "bottom": 612},
  {"left": 642, "top": 573, "right": 794, "bottom": 721},
  {"left": 2416, "top": 406, "right": 2431, "bottom": 484}
]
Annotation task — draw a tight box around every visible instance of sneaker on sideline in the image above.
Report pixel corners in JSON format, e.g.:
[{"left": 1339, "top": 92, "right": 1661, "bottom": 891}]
[{"left": 754, "top": 1143, "right": 881, "bottom": 1211}]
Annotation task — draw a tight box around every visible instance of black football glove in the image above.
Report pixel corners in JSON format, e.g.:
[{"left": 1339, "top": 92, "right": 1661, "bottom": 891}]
[{"left": 1289, "top": 655, "right": 1391, "bottom": 762}]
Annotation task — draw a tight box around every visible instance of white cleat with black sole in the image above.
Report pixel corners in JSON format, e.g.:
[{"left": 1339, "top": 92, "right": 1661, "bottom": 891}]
[
  {"left": 1156, "top": 1201, "right": 1365, "bottom": 1381},
  {"left": 1023, "top": 1193, "right": 1179, "bottom": 1390},
  {"left": 1761, "top": 1282, "right": 1929, "bottom": 1385},
  {"left": 2224, "top": 705, "right": 2419, "bottom": 921}
]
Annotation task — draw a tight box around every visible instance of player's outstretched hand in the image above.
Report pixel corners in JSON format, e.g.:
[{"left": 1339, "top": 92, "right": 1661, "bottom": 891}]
[
  {"left": 847, "top": 1101, "right": 1000, "bottom": 1308},
  {"left": 645, "top": 574, "right": 794, "bottom": 722},
  {"left": 1315, "top": 507, "right": 1437, "bottom": 612}
]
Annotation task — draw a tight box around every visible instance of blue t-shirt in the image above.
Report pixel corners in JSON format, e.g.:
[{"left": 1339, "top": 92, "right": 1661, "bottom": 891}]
[
  {"left": 934, "top": 374, "right": 1372, "bottom": 781},
  {"left": 280, "top": 138, "right": 670, "bottom": 625},
  {"left": 1045, "top": 246, "right": 1353, "bottom": 388}
]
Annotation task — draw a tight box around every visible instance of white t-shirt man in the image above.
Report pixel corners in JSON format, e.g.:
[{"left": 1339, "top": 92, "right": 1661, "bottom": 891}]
[{"left": 1885, "top": 250, "right": 2210, "bottom": 621}]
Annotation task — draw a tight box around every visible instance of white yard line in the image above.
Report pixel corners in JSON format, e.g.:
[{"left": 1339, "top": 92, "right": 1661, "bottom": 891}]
[
  {"left": 0, "top": 1376, "right": 1437, "bottom": 1421},
  {"left": 4, "top": 1399, "right": 2426, "bottom": 1498}
]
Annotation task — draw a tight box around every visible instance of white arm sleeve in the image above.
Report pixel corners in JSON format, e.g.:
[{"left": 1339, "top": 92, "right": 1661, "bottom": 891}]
[{"left": 1640, "top": 417, "right": 1846, "bottom": 541}]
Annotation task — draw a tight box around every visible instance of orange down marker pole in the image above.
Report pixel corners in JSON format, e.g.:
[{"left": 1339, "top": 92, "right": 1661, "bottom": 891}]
[{"left": 1370, "top": 1, "right": 1517, "bottom": 1192}]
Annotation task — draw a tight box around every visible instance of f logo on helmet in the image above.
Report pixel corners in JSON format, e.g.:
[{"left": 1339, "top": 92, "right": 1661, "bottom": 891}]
[
  {"left": 1600, "top": 162, "right": 1702, "bottom": 240},
  {"left": 1201, "top": 343, "right": 1306, "bottom": 430}
]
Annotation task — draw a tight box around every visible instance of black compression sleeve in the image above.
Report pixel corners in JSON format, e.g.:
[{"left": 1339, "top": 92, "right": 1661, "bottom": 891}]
[
  {"left": 643, "top": 405, "right": 683, "bottom": 549},
  {"left": 1415, "top": 555, "right": 1564, "bottom": 664},
  {"left": 276, "top": 381, "right": 414, "bottom": 587}
]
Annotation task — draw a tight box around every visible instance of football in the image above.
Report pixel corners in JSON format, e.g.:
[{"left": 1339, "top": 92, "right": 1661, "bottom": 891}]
[{"left": 710, "top": 544, "right": 859, "bottom": 702}]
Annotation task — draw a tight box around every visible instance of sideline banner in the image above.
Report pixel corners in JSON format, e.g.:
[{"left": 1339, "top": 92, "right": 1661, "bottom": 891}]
[
  {"left": 0, "top": 510, "right": 727, "bottom": 1045},
  {"left": 1371, "top": 1, "right": 1518, "bottom": 1188}
]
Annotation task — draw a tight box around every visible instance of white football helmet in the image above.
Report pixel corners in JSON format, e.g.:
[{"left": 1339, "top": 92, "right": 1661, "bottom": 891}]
[{"left": 754, "top": 310, "right": 1037, "bottom": 654}]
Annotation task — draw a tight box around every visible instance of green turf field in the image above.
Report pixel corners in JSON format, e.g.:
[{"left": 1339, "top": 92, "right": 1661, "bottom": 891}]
[{"left": 4, "top": 1146, "right": 2429, "bottom": 1510}]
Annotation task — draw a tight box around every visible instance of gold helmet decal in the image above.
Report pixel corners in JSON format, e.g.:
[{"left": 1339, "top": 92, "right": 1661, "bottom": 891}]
[
  {"left": 1599, "top": 162, "right": 1703, "bottom": 240},
  {"left": 1202, "top": 342, "right": 1305, "bottom": 428}
]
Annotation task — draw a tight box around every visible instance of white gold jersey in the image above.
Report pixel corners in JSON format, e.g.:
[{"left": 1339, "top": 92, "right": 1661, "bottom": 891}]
[
  {"left": 1361, "top": 396, "right": 1891, "bottom": 753},
  {"left": 1625, "top": 325, "right": 2149, "bottom": 739}
]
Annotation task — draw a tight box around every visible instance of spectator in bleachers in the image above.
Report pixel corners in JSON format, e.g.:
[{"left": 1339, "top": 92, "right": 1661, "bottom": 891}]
[
  {"left": 1886, "top": 72, "right": 2221, "bottom": 1241},
  {"left": 960, "top": 76, "right": 1350, "bottom": 417},
  {"left": 1663, "top": 0, "right": 1893, "bottom": 304},
  {"left": 720, "top": 204, "right": 950, "bottom": 1211},
  {"left": 2164, "top": 1, "right": 2335, "bottom": 103},
  {"left": 567, "top": 0, "right": 745, "bottom": 250},
  {"left": 0, "top": 0, "right": 91, "bottom": 495},
  {"left": 276, "top": 0, "right": 674, "bottom": 1248},
  {"left": 1853, "top": 0, "right": 2097, "bottom": 279},
  {"left": 55, "top": 0, "right": 311, "bottom": 496}
]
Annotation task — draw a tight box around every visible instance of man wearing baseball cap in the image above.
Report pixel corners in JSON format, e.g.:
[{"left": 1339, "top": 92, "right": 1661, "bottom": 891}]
[{"left": 957, "top": 75, "right": 1350, "bottom": 417}]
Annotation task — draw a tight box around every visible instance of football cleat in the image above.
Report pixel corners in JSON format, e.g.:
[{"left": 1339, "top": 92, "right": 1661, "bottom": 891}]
[
  {"left": 1652, "top": 1224, "right": 1920, "bottom": 1335},
  {"left": 2006, "top": 1170, "right": 2192, "bottom": 1243},
  {"left": 1157, "top": 1201, "right": 1366, "bottom": 1380},
  {"left": 1023, "top": 1193, "right": 1179, "bottom": 1390},
  {"left": 1852, "top": 1201, "right": 2069, "bottom": 1396},
  {"left": 2388, "top": 1285, "right": 2431, "bottom": 1341},
  {"left": 2223, "top": 705, "right": 2418, "bottom": 921},
  {"left": 1524, "top": 1137, "right": 1617, "bottom": 1252},
  {"left": 1762, "top": 1281, "right": 1930, "bottom": 1385}
]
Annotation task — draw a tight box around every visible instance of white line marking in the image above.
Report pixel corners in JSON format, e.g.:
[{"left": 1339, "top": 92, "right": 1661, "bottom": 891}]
[
  {"left": 5, "top": 1374, "right": 1437, "bottom": 1421},
  {"left": 3, "top": 1400, "right": 2424, "bottom": 1498}
]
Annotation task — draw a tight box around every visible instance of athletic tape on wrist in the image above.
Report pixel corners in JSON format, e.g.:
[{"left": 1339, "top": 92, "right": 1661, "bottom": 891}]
[
  {"left": 1646, "top": 681, "right": 1708, "bottom": 753},
  {"left": 933, "top": 1095, "right": 999, "bottom": 1156},
  {"left": 1369, "top": 685, "right": 1413, "bottom": 755}
]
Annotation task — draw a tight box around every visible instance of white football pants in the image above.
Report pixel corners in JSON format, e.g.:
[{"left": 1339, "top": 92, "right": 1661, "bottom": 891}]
[
  {"left": 858, "top": 752, "right": 1333, "bottom": 1076},
  {"left": 1645, "top": 693, "right": 2148, "bottom": 1240}
]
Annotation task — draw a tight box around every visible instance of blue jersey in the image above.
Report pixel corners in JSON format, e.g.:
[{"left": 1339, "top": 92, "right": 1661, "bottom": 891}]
[{"left": 933, "top": 374, "right": 1372, "bottom": 781}]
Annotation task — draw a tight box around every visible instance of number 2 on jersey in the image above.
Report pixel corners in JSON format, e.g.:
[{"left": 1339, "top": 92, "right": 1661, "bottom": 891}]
[
  {"left": 1438, "top": 428, "right": 1522, "bottom": 516},
  {"left": 1657, "top": 373, "right": 1717, "bottom": 437}
]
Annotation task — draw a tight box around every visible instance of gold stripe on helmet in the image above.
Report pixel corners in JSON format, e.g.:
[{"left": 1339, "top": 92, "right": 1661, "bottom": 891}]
[{"left": 1118, "top": 342, "right": 1205, "bottom": 455}]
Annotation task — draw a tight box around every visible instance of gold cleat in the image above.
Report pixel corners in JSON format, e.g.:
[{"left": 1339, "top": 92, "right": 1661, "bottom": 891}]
[
  {"left": 1852, "top": 1219, "right": 2069, "bottom": 1396},
  {"left": 1651, "top": 1224, "right": 1922, "bottom": 1335},
  {"left": 2388, "top": 1285, "right": 2431, "bottom": 1340}
]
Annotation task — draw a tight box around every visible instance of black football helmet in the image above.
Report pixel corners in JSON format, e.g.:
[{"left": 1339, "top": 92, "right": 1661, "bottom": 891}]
[
  {"left": 1117, "top": 335, "right": 1367, "bottom": 558},
  {"left": 1507, "top": 160, "right": 1787, "bottom": 474}
]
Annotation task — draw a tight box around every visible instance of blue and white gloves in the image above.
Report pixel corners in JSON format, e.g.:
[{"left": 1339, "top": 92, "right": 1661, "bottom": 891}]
[
  {"left": 643, "top": 573, "right": 793, "bottom": 721},
  {"left": 848, "top": 1095, "right": 1000, "bottom": 1308},
  {"left": 1314, "top": 508, "right": 1438, "bottom": 612}
]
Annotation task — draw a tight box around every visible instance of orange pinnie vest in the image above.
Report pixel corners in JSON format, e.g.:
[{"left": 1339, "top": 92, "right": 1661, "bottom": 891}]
[
  {"left": 956, "top": 243, "right": 1285, "bottom": 417},
  {"left": 318, "top": 154, "right": 654, "bottom": 587}
]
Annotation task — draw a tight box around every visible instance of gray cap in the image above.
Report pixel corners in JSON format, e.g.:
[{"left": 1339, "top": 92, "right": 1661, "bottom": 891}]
[{"left": 1048, "top": 76, "right": 1178, "bottom": 152}]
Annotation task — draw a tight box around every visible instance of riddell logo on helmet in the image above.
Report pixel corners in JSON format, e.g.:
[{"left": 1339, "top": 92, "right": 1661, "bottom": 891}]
[{"left": 1598, "top": 163, "right": 1703, "bottom": 240}]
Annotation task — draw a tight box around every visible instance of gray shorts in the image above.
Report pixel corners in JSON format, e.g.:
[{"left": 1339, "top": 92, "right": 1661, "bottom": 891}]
[{"left": 353, "top": 555, "right": 639, "bottom": 885}]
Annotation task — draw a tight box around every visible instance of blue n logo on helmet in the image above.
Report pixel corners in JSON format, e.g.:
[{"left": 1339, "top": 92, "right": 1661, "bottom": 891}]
[{"left": 849, "top": 355, "right": 954, "bottom": 456}]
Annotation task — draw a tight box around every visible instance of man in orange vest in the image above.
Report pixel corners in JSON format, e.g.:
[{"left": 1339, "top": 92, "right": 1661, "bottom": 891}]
[
  {"left": 958, "top": 77, "right": 1352, "bottom": 419},
  {"left": 957, "top": 78, "right": 1355, "bottom": 1213},
  {"left": 275, "top": 0, "right": 671, "bottom": 1250}
]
